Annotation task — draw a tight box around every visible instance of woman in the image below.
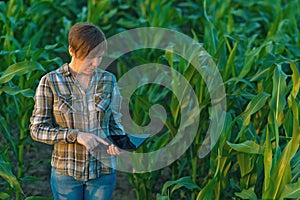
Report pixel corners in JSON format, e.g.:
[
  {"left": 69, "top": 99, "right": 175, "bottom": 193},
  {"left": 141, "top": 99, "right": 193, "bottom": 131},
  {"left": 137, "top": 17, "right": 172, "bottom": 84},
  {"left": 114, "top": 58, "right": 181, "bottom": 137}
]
[{"left": 30, "top": 22, "right": 123, "bottom": 199}]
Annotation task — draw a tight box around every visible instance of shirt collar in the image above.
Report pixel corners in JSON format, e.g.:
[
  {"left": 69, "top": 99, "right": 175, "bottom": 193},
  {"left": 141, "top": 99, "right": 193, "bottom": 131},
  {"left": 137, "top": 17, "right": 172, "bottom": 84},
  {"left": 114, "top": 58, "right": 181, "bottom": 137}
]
[{"left": 59, "top": 63, "right": 72, "bottom": 77}]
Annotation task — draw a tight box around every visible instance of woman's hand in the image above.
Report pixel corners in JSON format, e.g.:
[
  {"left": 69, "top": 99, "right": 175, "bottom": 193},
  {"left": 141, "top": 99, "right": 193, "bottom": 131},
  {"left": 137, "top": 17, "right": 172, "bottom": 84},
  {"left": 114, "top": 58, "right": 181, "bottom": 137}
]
[
  {"left": 77, "top": 132, "right": 108, "bottom": 152},
  {"left": 107, "top": 144, "right": 120, "bottom": 155},
  {"left": 76, "top": 132, "right": 120, "bottom": 155}
]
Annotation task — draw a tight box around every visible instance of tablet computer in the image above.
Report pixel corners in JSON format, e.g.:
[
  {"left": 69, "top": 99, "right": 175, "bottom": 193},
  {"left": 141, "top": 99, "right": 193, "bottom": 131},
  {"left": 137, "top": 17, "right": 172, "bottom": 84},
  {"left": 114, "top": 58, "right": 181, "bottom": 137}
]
[{"left": 107, "top": 134, "right": 151, "bottom": 151}]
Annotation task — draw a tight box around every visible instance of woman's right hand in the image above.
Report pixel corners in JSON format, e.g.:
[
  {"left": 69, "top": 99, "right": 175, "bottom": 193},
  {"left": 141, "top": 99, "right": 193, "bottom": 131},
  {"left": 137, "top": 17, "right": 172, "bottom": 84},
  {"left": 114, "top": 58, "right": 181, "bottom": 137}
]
[{"left": 76, "top": 132, "right": 109, "bottom": 152}]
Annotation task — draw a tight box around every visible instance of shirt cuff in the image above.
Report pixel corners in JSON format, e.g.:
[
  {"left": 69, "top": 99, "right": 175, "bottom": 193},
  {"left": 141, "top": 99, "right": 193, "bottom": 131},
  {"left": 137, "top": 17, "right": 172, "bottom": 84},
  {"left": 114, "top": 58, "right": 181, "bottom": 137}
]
[{"left": 66, "top": 129, "right": 78, "bottom": 143}]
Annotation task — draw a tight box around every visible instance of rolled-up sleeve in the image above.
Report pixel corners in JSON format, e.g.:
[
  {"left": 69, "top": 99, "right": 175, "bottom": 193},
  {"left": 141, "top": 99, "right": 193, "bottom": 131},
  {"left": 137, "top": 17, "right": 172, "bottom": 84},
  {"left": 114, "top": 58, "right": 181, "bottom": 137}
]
[{"left": 29, "top": 75, "right": 78, "bottom": 144}]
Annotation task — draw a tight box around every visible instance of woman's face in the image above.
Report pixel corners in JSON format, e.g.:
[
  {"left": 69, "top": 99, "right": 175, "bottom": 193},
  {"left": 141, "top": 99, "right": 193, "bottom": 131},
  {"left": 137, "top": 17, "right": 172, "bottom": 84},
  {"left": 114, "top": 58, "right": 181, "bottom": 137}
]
[{"left": 72, "top": 43, "right": 105, "bottom": 75}]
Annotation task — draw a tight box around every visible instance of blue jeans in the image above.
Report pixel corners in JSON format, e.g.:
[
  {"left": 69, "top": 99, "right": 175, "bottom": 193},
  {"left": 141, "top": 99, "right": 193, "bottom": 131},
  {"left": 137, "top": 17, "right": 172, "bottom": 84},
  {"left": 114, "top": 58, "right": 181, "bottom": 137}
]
[{"left": 50, "top": 168, "right": 116, "bottom": 200}]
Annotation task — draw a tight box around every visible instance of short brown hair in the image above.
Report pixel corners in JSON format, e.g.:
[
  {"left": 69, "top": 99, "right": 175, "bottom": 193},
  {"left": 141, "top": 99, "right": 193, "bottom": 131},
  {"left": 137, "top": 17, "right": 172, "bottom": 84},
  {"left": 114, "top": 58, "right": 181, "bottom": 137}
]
[{"left": 68, "top": 23, "right": 106, "bottom": 59}]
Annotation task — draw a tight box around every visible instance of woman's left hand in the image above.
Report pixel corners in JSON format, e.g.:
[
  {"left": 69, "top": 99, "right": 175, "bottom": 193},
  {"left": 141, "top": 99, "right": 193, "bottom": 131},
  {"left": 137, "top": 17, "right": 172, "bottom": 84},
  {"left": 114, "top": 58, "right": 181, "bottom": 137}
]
[{"left": 107, "top": 144, "right": 120, "bottom": 155}]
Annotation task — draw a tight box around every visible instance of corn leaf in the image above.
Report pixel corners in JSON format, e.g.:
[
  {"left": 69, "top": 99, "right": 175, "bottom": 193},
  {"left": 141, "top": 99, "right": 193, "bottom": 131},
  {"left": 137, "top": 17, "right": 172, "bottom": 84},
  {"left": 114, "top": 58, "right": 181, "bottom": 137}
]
[
  {"left": 269, "top": 65, "right": 287, "bottom": 125},
  {"left": 156, "top": 194, "right": 170, "bottom": 200},
  {"left": 279, "top": 179, "right": 300, "bottom": 199},
  {"left": 289, "top": 61, "right": 300, "bottom": 100},
  {"left": 263, "top": 126, "right": 273, "bottom": 193},
  {"left": 0, "top": 61, "right": 45, "bottom": 84},
  {"left": 161, "top": 176, "right": 200, "bottom": 195},
  {"left": 227, "top": 140, "right": 263, "bottom": 154},
  {"left": 238, "top": 42, "right": 271, "bottom": 79},
  {"left": 0, "top": 192, "right": 9, "bottom": 200},
  {"left": 196, "top": 176, "right": 217, "bottom": 200},
  {"left": 0, "top": 86, "right": 35, "bottom": 98},
  {"left": 263, "top": 138, "right": 298, "bottom": 199},
  {"left": 243, "top": 92, "right": 270, "bottom": 126},
  {"left": 235, "top": 189, "right": 257, "bottom": 200},
  {"left": 225, "top": 41, "right": 238, "bottom": 77},
  {"left": 0, "top": 159, "right": 23, "bottom": 193}
]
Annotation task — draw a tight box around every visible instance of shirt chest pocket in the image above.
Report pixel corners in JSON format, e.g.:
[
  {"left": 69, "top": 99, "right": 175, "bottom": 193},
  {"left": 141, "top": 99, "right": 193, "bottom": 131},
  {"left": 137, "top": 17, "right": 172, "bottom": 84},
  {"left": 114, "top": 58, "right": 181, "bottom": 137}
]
[
  {"left": 95, "top": 93, "right": 111, "bottom": 112},
  {"left": 54, "top": 94, "right": 85, "bottom": 114},
  {"left": 53, "top": 95, "right": 78, "bottom": 127},
  {"left": 54, "top": 95, "right": 76, "bottom": 114}
]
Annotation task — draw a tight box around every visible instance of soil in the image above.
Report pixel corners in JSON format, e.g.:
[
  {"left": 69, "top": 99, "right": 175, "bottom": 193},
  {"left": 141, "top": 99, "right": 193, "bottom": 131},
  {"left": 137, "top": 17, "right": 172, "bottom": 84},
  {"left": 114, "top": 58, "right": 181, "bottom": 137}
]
[{"left": 21, "top": 142, "right": 136, "bottom": 200}]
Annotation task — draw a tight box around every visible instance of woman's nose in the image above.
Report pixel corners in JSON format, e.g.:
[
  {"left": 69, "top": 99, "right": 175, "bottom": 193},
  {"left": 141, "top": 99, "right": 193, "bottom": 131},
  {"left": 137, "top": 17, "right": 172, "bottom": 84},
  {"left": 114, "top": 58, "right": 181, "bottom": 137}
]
[{"left": 92, "top": 57, "right": 102, "bottom": 66}]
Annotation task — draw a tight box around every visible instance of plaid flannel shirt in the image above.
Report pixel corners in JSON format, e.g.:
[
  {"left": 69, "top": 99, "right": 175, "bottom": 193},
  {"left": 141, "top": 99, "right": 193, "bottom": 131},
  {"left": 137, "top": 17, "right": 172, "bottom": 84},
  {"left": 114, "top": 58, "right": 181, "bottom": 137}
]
[{"left": 30, "top": 64, "right": 125, "bottom": 181}]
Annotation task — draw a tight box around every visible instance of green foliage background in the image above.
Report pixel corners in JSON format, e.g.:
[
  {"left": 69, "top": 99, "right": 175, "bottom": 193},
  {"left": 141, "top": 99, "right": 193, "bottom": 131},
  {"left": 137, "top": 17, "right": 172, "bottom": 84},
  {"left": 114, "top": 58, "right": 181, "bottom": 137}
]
[{"left": 0, "top": 0, "right": 299, "bottom": 199}]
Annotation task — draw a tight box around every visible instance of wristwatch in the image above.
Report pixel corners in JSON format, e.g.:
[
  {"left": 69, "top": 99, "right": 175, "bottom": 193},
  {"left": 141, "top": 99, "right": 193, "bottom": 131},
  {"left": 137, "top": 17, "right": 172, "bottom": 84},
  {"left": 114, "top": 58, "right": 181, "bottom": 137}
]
[{"left": 67, "top": 129, "right": 78, "bottom": 143}]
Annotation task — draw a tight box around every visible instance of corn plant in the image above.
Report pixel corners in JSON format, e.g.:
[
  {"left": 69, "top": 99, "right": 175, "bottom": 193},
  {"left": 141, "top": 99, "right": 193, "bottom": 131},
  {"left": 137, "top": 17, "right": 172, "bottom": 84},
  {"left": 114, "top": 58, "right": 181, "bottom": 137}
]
[
  {"left": 156, "top": 0, "right": 300, "bottom": 199},
  {"left": 0, "top": 0, "right": 81, "bottom": 199},
  {"left": 0, "top": 0, "right": 299, "bottom": 199},
  {"left": 87, "top": 0, "right": 299, "bottom": 199}
]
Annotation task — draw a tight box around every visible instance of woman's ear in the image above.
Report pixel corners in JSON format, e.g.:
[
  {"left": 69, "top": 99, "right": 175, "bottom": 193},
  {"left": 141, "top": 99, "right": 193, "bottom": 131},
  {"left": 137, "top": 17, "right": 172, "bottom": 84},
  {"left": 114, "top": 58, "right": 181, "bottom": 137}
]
[{"left": 69, "top": 46, "right": 74, "bottom": 57}]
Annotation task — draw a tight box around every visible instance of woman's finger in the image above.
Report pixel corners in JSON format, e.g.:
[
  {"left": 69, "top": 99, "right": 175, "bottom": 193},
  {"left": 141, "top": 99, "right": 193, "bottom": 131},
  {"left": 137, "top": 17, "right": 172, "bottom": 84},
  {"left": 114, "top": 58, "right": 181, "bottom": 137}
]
[
  {"left": 107, "top": 144, "right": 120, "bottom": 155},
  {"left": 96, "top": 136, "right": 109, "bottom": 146}
]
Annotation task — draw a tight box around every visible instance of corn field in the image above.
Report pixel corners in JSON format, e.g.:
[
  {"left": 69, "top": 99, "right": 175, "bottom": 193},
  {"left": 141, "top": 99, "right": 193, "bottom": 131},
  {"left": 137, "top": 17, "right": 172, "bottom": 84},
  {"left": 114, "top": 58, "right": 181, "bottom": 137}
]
[{"left": 0, "top": 0, "right": 299, "bottom": 199}]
